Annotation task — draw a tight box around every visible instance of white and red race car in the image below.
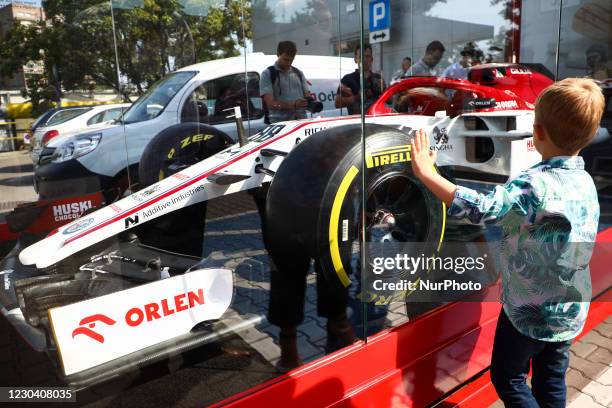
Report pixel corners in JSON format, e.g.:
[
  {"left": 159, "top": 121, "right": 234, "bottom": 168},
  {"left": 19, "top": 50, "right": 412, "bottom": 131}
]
[{"left": 2, "top": 64, "right": 606, "bottom": 388}]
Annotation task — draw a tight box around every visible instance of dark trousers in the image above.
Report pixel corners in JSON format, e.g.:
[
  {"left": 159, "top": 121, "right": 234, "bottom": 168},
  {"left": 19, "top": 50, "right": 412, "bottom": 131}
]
[
  {"left": 267, "top": 254, "right": 348, "bottom": 327},
  {"left": 490, "top": 310, "right": 572, "bottom": 408},
  {"left": 251, "top": 187, "right": 348, "bottom": 327}
]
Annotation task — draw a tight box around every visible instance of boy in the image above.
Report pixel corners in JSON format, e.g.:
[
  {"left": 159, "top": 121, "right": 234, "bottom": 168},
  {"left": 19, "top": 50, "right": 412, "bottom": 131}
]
[{"left": 410, "top": 78, "right": 605, "bottom": 407}]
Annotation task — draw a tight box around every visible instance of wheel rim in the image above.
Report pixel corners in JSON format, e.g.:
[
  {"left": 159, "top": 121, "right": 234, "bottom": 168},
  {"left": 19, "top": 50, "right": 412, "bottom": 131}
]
[
  {"left": 339, "top": 172, "right": 432, "bottom": 282},
  {"left": 365, "top": 173, "right": 430, "bottom": 243}
]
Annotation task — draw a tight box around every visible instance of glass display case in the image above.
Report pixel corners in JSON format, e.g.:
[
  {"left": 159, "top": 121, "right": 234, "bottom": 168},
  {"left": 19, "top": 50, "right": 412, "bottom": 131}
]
[{"left": 0, "top": 1, "right": 609, "bottom": 406}]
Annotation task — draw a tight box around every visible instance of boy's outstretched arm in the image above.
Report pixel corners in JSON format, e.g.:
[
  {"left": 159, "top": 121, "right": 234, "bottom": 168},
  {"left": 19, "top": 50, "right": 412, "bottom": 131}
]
[{"left": 410, "top": 129, "right": 457, "bottom": 207}]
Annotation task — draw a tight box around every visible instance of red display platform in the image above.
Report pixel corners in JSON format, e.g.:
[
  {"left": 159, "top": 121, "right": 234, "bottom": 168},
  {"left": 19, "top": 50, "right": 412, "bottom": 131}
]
[{"left": 214, "top": 230, "right": 612, "bottom": 407}]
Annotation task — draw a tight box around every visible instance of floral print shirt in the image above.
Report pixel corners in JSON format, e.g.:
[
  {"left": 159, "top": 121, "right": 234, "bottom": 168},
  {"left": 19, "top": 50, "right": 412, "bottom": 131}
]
[{"left": 449, "top": 156, "right": 599, "bottom": 341}]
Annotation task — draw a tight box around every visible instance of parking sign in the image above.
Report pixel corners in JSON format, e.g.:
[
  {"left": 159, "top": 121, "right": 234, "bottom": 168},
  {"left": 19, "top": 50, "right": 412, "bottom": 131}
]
[{"left": 369, "top": 0, "right": 390, "bottom": 44}]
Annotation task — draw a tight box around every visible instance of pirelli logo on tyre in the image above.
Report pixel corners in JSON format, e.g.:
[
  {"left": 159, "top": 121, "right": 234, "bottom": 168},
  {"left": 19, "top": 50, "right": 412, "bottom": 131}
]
[{"left": 365, "top": 145, "right": 411, "bottom": 169}]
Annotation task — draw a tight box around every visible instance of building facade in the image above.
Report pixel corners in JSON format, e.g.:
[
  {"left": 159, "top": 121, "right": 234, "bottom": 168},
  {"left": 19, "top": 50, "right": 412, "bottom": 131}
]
[{"left": 0, "top": 2, "right": 44, "bottom": 93}]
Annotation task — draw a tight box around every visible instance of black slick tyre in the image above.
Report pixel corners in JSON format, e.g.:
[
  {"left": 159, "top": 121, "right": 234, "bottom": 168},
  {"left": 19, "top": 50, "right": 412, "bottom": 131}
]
[{"left": 266, "top": 124, "right": 446, "bottom": 289}]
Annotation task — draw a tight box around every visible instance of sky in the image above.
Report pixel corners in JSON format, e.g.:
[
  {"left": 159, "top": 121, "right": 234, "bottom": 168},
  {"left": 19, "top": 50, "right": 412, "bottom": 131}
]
[
  {"left": 427, "top": 0, "right": 507, "bottom": 31},
  {"left": 269, "top": 0, "right": 509, "bottom": 27},
  {"left": 1, "top": 0, "right": 508, "bottom": 33}
]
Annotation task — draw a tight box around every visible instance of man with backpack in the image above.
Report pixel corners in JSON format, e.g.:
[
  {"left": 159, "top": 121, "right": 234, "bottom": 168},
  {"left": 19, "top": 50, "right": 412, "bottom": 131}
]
[
  {"left": 260, "top": 41, "right": 311, "bottom": 124},
  {"left": 257, "top": 42, "right": 357, "bottom": 371}
]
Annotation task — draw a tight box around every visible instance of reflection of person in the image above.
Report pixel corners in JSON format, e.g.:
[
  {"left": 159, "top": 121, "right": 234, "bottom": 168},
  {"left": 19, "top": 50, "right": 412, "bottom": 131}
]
[
  {"left": 409, "top": 40, "right": 445, "bottom": 77},
  {"left": 260, "top": 41, "right": 310, "bottom": 123},
  {"left": 442, "top": 43, "right": 474, "bottom": 80},
  {"left": 213, "top": 80, "right": 255, "bottom": 118},
  {"left": 390, "top": 57, "right": 412, "bottom": 85},
  {"left": 410, "top": 78, "right": 604, "bottom": 407},
  {"left": 586, "top": 43, "right": 612, "bottom": 80},
  {"left": 335, "top": 44, "right": 386, "bottom": 115},
  {"left": 258, "top": 42, "right": 357, "bottom": 371}
]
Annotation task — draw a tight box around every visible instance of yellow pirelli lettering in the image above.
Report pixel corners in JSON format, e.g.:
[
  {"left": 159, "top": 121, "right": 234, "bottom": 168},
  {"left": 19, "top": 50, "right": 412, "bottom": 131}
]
[{"left": 365, "top": 145, "right": 412, "bottom": 168}]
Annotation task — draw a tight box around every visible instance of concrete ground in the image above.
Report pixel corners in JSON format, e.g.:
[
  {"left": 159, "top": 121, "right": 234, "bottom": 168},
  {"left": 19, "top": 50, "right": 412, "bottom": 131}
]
[{"left": 0, "top": 150, "right": 37, "bottom": 214}]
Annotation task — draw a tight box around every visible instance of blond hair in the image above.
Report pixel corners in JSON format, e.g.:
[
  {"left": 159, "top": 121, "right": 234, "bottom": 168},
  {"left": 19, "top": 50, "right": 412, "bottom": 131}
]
[{"left": 535, "top": 78, "right": 605, "bottom": 153}]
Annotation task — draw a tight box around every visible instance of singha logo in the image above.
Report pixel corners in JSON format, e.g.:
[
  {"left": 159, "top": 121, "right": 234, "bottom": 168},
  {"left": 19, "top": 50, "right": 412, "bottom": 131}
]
[
  {"left": 433, "top": 126, "right": 448, "bottom": 144},
  {"left": 72, "top": 314, "right": 117, "bottom": 343}
]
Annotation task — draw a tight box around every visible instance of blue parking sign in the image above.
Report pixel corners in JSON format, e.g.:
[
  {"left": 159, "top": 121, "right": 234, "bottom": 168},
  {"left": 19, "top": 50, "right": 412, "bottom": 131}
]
[{"left": 369, "top": 0, "right": 390, "bottom": 32}]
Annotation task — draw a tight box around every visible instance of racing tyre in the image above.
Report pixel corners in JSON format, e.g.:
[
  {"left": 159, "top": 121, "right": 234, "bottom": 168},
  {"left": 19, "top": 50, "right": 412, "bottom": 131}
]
[
  {"left": 266, "top": 124, "right": 446, "bottom": 289},
  {"left": 137, "top": 123, "right": 233, "bottom": 256}
]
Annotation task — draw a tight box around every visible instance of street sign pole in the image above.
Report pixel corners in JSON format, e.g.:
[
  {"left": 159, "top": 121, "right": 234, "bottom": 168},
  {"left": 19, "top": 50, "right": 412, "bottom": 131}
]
[{"left": 380, "top": 42, "right": 384, "bottom": 82}]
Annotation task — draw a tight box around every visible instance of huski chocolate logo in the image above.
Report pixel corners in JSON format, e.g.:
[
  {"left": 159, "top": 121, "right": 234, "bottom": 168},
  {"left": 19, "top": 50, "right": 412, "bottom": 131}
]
[{"left": 52, "top": 201, "right": 93, "bottom": 222}]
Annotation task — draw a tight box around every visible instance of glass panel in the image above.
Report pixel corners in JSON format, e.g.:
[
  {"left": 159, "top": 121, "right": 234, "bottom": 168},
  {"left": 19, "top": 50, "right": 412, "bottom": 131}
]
[
  {"left": 520, "top": 0, "right": 564, "bottom": 77},
  {"left": 557, "top": 0, "right": 611, "bottom": 80},
  {"left": 560, "top": 0, "right": 611, "bottom": 302},
  {"left": 362, "top": 0, "right": 529, "bottom": 335},
  {"left": 0, "top": 0, "right": 130, "bottom": 398},
  {"left": 5, "top": 0, "right": 607, "bottom": 405},
  {"left": 7, "top": 0, "right": 366, "bottom": 405},
  {"left": 249, "top": 0, "right": 365, "bottom": 375},
  {"left": 359, "top": 1, "right": 564, "bottom": 404}
]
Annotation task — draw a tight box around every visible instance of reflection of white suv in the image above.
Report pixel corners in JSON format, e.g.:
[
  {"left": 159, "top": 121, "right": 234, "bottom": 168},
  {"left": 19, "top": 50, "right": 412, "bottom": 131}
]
[
  {"left": 34, "top": 53, "right": 353, "bottom": 199},
  {"left": 31, "top": 103, "right": 130, "bottom": 164}
]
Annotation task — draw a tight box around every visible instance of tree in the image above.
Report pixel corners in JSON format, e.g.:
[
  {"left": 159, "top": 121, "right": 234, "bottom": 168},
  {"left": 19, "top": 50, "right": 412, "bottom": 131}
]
[
  {"left": 0, "top": 0, "right": 251, "bottom": 115},
  {"left": 291, "top": 0, "right": 330, "bottom": 26},
  {"left": 488, "top": 0, "right": 519, "bottom": 63}
]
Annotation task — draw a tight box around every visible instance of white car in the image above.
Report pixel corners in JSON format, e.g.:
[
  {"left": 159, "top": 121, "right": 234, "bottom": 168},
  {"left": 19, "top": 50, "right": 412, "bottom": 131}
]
[
  {"left": 30, "top": 103, "right": 130, "bottom": 164},
  {"left": 33, "top": 53, "right": 353, "bottom": 199}
]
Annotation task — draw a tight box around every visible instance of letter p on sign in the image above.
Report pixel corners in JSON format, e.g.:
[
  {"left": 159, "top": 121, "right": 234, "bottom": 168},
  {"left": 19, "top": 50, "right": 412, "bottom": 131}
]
[
  {"left": 368, "top": 0, "right": 390, "bottom": 36},
  {"left": 373, "top": 3, "right": 385, "bottom": 28}
]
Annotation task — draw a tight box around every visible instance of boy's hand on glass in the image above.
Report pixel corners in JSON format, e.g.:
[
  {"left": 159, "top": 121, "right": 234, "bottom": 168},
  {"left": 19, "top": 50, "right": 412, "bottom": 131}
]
[
  {"left": 409, "top": 128, "right": 456, "bottom": 207},
  {"left": 410, "top": 129, "right": 437, "bottom": 180}
]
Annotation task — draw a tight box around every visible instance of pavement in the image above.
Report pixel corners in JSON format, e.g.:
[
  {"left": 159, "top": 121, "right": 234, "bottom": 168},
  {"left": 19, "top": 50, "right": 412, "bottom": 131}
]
[
  {"left": 201, "top": 193, "right": 409, "bottom": 368},
  {"left": 0, "top": 150, "right": 37, "bottom": 214},
  {"left": 566, "top": 320, "right": 612, "bottom": 408}
]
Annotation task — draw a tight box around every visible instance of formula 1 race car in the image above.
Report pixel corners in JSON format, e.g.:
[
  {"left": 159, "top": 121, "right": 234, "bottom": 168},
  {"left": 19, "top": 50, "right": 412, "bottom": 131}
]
[{"left": 0, "top": 64, "right": 606, "bottom": 390}]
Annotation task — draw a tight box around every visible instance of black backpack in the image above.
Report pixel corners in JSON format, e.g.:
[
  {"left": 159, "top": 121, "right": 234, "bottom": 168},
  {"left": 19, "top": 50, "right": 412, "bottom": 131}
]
[{"left": 263, "top": 65, "right": 306, "bottom": 124}]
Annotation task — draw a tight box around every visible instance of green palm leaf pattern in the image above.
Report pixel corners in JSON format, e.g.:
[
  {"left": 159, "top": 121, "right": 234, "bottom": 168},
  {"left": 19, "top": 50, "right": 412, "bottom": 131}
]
[{"left": 449, "top": 156, "right": 598, "bottom": 341}]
